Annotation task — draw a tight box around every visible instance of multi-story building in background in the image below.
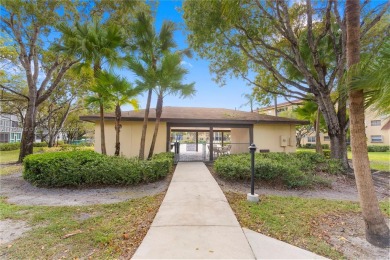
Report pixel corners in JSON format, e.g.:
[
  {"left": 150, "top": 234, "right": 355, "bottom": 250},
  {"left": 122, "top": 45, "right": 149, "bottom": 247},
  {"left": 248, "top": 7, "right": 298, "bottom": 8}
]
[
  {"left": 0, "top": 114, "right": 23, "bottom": 143},
  {"left": 258, "top": 100, "right": 390, "bottom": 146}
]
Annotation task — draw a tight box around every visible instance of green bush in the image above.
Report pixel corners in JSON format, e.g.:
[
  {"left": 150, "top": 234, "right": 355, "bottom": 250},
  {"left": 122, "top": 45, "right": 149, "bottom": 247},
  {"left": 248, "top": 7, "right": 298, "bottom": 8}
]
[
  {"left": 0, "top": 142, "right": 20, "bottom": 151},
  {"left": 321, "top": 144, "right": 330, "bottom": 149},
  {"left": 322, "top": 149, "right": 331, "bottom": 159},
  {"left": 367, "top": 145, "right": 389, "bottom": 152},
  {"left": 303, "top": 143, "right": 315, "bottom": 149},
  {"left": 214, "top": 152, "right": 344, "bottom": 188},
  {"left": 33, "top": 142, "right": 48, "bottom": 147},
  {"left": 23, "top": 151, "right": 174, "bottom": 187}
]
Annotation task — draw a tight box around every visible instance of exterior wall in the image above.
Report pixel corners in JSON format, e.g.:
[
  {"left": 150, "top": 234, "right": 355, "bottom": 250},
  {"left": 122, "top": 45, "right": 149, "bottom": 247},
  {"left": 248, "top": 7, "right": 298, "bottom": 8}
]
[
  {"left": 364, "top": 109, "right": 390, "bottom": 146},
  {"left": 94, "top": 120, "right": 167, "bottom": 158},
  {"left": 0, "top": 114, "right": 23, "bottom": 143},
  {"left": 230, "top": 128, "right": 250, "bottom": 153},
  {"left": 301, "top": 132, "right": 331, "bottom": 146},
  {"left": 253, "top": 124, "right": 296, "bottom": 153}
]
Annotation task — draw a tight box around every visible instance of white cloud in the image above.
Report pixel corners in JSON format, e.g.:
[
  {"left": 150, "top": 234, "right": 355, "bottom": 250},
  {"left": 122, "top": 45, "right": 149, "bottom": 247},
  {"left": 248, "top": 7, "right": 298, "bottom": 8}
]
[{"left": 180, "top": 60, "right": 193, "bottom": 68}]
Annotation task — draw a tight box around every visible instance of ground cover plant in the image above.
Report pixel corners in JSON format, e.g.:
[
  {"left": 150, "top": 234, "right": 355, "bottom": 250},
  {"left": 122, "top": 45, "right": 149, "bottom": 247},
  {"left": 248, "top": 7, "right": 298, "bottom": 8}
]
[
  {"left": 225, "top": 192, "right": 390, "bottom": 259},
  {"left": 23, "top": 151, "right": 174, "bottom": 187},
  {"left": 0, "top": 194, "right": 163, "bottom": 259},
  {"left": 214, "top": 152, "right": 343, "bottom": 188}
]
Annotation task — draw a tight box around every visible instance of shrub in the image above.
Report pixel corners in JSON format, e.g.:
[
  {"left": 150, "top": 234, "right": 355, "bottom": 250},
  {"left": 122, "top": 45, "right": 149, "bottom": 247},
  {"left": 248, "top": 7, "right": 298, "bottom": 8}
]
[
  {"left": 33, "top": 142, "right": 48, "bottom": 147},
  {"left": 367, "top": 145, "right": 389, "bottom": 152},
  {"left": 303, "top": 143, "right": 315, "bottom": 149},
  {"left": 23, "top": 151, "right": 174, "bottom": 187},
  {"left": 322, "top": 149, "right": 331, "bottom": 159},
  {"left": 321, "top": 144, "right": 330, "bottom": 149},
  {"left": 214, "top": 152, "right": 343, "bottom": 189},
  {"left": 0, "top": 142, "right": 20, "bottom": 151}
]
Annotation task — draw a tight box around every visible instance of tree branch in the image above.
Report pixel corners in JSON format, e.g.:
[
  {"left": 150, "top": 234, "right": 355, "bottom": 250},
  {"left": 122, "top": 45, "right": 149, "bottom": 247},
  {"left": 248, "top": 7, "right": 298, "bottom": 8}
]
[{"left": 0, "top": 84, "right": 29, "bottom": 100}]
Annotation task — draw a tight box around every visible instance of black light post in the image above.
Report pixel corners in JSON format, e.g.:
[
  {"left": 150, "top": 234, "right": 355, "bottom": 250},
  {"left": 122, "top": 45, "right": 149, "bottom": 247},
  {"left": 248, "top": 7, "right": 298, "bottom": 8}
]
[{"left": 247, "top": 143, "right": 259, "bottom": 202}]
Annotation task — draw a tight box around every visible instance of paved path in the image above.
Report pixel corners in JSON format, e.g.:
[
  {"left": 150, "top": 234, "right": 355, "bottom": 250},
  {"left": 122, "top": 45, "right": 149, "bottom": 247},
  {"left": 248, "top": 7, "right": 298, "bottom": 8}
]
[{"left": 132, "top": 162, "right": 326, "bottom": 259}]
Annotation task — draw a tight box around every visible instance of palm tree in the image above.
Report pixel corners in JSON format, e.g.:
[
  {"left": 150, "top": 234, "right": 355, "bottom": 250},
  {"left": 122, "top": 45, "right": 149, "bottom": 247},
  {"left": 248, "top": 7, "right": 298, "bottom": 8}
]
[
  {"left": 147, "top": 52, "right": 196, "bottom": 159},
  {"left": 351, "top": 39, "right": 390, "bottom": 116},
  {"left": 127, "top": 12, "right": 176, "bottom": 160},
  {"left": 239, "top": 93, "right": 256, "bottom": 112},
  {"left": 346, "top": 0, "right": 390, "bottom": 247},
  {"left": 295, "top": 100, "right": 324, "bottom": 154},
  {"left": 96, "top": 71, "right": 139, "bottom": 156},
  {"left": 56, "top": 18, "right": 125, "bottom": 155}
]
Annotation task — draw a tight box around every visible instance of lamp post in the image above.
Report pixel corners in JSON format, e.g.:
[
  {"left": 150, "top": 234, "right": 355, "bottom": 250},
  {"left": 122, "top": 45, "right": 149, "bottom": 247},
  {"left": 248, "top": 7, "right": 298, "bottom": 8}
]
[{"left": 247, "top": 143, "right": 259, "bottom": 203}]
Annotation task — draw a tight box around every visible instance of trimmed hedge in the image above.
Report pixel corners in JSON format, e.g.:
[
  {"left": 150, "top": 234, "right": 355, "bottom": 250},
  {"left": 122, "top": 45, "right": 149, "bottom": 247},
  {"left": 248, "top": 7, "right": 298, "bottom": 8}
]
[
  {"left": 367, "top": 145, "right": 389, "bottom": 152},
  {"left": 23, "top": 151, "right": 174, "bottom": 187},
  {"left": 0, "top": 142, "right": 20, "bottom": 151},
  {"left": 214, "top": 152, "right": 343, "bottom": 188},
  {"left": 0, "top": 142, "right": 48, "bottom": 151}
]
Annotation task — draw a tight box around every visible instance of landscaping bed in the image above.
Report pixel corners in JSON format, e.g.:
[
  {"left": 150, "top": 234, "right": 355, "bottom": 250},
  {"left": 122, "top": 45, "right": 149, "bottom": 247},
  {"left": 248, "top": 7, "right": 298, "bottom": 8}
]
[
  {"left": 225, "top": 192, "right": 390, "bottom": 259},
  {"left": 214, "top": 152, "right": 344, "bottom": 188},
  {"left": 0, "top": 194, "right": 164, "bottom": 259},
  {"left": 23, "top": 151, "right": 174, "bottom": 187}
]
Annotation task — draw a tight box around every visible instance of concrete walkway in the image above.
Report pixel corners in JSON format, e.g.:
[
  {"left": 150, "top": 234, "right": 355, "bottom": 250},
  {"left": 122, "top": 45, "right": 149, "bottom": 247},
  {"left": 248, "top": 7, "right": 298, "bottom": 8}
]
[{"left": 132, "top": 162, "right": 326, "bottom": 259}]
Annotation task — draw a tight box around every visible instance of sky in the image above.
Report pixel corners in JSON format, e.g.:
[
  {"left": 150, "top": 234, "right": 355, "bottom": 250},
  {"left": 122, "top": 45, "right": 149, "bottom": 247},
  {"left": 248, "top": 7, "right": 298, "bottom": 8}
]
[{"left": 122, "top": 0, "right": 256, "bottom": 112}]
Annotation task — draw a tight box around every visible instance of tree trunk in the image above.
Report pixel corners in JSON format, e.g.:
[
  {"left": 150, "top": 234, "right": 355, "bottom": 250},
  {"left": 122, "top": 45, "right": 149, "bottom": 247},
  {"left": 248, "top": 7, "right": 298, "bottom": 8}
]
[
  {"left": 346, "top": 0, "right": 390, "bottom": 248},
  {"left": 19, "top": 102, "right": 36, "bottom": 162},
  {"left": 147, "top": 94, "right": 163, "bottom": 159},
  {"left": 315, "top": 107, "right": 323, "bottom": 155},
  {"left": 316, "top": 93, "right": 348, "bottom": 168},
  {"left": 139, "top": 88, "right": 153, "bottom": 160},
  {"left": 114, "top": 104, "right": 121, "bottom": 156},
  {"left": 99, "top": 97, "right": 106, "bottom": 155}
]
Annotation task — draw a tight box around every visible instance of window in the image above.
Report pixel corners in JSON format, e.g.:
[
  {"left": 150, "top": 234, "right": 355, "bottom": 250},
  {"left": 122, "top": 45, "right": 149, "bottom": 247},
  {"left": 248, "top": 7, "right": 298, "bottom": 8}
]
[
  {"left": 11, "top": 121, "right": 18, "bottom": 127},
  {"left": 324, "top": 136, "right": 330, "bottom": 141},
  {"left": 371, "top": 120, "right": 381, "bottom": 126},
  {"left": 371, "top": 135, "right": 383, "bottom": 143},
  {"left": 307, "top": 136, "right": 316, "bottom": 143},
  {"left": 0, "top": 133, "right": 9, "bottom": 143}
]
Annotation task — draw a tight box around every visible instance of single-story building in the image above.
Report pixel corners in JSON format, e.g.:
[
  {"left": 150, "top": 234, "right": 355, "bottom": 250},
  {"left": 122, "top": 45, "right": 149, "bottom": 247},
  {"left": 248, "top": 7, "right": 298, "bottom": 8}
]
[{"left": 80, "top": 106, "right": 308, "bottom": 161}]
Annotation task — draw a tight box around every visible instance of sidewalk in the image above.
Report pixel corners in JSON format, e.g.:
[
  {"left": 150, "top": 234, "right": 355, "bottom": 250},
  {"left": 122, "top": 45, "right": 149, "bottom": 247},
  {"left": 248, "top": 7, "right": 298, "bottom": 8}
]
[{"left": 132, "top": 162, "right": 326, "bottom": 259}]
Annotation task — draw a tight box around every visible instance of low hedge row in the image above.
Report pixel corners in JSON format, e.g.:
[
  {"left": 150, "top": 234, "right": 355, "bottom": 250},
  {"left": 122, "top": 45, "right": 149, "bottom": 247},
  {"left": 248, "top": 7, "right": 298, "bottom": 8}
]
[
  {"left": 214, "top": 152, "right": 344, "bottom": 188},
  {"left": 23, "top": 151, "right": 174, "bottom": 187},
  {"left": 367, "top": 145, "right": 389, "bottom": 152},
  {"left": 0, "top": 142, "right": 49, "bottom": 151}
]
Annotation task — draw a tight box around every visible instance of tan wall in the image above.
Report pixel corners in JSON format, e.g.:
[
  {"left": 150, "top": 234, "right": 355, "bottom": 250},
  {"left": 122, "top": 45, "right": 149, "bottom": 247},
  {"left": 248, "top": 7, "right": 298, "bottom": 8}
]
[
  {"left": 364, "top": 109, "right": 390, "bottom": 146},
  {"left": 230, "top": 128, "right": 250, "bottom": 153},
  {"left": 94, "top": 120, "right": 167, "bottom": 158},
  {"left": 253, "top": 124, "right": 296, "bottom": 153}
]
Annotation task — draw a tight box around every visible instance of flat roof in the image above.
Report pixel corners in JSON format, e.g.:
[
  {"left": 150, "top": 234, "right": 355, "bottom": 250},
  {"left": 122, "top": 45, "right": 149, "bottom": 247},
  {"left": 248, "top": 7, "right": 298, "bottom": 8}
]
[{"left": 80, "top": 106, "right": 308, "bottom": 125}]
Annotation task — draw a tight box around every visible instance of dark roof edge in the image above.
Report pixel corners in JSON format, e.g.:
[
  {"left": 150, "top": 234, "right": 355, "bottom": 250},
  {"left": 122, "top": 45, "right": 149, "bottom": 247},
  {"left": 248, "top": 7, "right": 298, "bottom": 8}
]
[{"left": 80, "top": 116, "right": 309, "bottom": 125}]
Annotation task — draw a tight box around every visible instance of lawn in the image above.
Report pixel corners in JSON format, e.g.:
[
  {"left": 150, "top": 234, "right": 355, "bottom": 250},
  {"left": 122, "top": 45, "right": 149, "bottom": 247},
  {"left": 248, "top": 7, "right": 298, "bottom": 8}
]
[
  {"left": 0, "top": 194, "right": 163, "bottom": 259},
  {"left": 297, "top": 148, "right": 390, "bottom": 171},
  {"left": 0, "top": 150, "right": 20, "bottom": 164},
  {"left": 226, "top": 192, "right": 390, "bottom": 259}
]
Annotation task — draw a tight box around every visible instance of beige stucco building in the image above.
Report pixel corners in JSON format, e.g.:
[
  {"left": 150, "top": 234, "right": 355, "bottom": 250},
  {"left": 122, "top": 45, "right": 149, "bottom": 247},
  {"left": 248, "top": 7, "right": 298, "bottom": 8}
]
[
  {"left": 258, "top": 100, "right": 390, "bottom": 146},
  {"left": 81, "top": 107, "right": 306, "bottom": 161}
]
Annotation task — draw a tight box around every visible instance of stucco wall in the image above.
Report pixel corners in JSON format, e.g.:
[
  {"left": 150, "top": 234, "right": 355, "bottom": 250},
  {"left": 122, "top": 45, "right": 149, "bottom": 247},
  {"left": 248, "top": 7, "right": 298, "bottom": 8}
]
[
  {"left": 230, "top": 128, "right": 250, "bottom": 153},
  {"left": 94, "top": 120, "right": 167, "bottom": 158},
  {"left": 253, "top": 124, "right": 296, "bottom": 153}
]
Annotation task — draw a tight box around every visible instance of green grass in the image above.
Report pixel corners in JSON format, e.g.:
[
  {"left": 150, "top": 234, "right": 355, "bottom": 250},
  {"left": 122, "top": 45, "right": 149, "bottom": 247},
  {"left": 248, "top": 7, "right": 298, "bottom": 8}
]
[
  {"left": 297, "top": 148, "right": 390, "bottom": 172},
  {"left": 0, "top": 194, "right": 164, "bottom": 259},
  {"left": 0, "top": 165, "right": 22, "bottom": 175},
  {"left": 226, "top": 192, "right": 390, "bottom": 259},
  {"left": 0, "top": 150, "right": 20, "bottom": 164}
]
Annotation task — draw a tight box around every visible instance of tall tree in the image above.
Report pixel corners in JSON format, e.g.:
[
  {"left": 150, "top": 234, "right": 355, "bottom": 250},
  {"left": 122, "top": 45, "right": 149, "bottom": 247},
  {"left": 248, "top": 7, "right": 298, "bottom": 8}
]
[
  {"left": 239, "top": 93, "right": 256, "bottom": 113},
  {"left": 346, "top": 0, "right": 390, "bottom": 248},
  {"left": 127, "top": 12, "right": 176, "bottom": 160},
  {"left": 183, "top": 0, "right": 389, "bottom": 169},
  {"left": 147, "top": 52, "right": 195, "bottom": 159},
  {"left": 96, "top": 71, "right": 139, "bottom": 156},
  {"left": 0, "top": 0, "right": 80, "bottom": 161},
  {"left": 56, "top": 18, "right": 125, "bottom": 155}
]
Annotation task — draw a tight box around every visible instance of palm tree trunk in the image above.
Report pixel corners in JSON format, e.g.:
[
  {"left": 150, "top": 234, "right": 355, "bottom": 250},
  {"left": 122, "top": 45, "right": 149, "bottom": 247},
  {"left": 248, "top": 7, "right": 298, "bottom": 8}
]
[
  {"left": 148, "top": 94, "right": 163, "bottom": 159},
  {"left": 346, "top": 0, "right": 389, "bottom": 247},
  {"left": 114, "top": 104, "right": 121, "bottom": 156},
  {"left": 139, "top": 88, "right": 153, "bottom": 160},
  {"left": 315, "top": 107, "right": 323, "bottom": 155},
  {"left": 99, "top": 97, "right": 106, "bottom": 155}
]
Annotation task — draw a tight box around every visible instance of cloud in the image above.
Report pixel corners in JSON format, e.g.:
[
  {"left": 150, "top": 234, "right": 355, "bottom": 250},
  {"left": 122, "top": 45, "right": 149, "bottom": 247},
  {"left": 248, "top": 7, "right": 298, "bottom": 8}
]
[{"left": 180, "top": 60, "right": 193, "bottom": 68}]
